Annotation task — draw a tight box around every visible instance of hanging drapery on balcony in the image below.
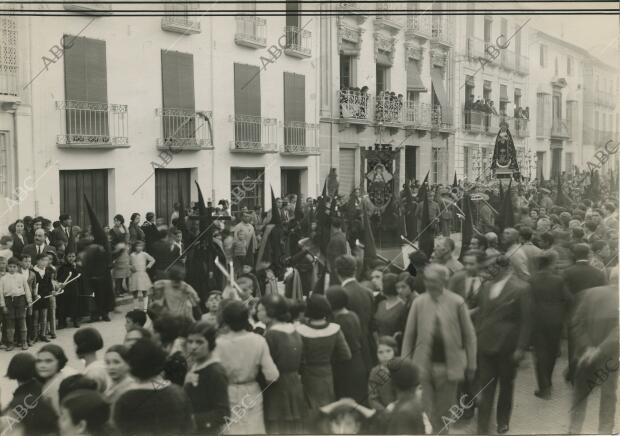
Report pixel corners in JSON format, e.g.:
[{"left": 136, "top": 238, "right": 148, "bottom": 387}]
[
  {"left": 500, "top": 84, "right": 509, "bottom": 102},
  {"left": 514, "top": 88, "right": 522, "bottom": 97},
  {"left": 465, "top": 75, "right": 475, "bottom": 87},
  {"left": 407, "top": 60, "right": 426, "bottom": 92},
  {"left": 430, "top": 67, "right": 451, "bottom": 124},
  {"left": 376, "top": 50, "right": 391, "bottom": 66},
  {"left": 340, "top": 40, "right": 359, "bottom": 56},
  {"left": 483, "top": 80, "right": 492, "bottom": 91}
]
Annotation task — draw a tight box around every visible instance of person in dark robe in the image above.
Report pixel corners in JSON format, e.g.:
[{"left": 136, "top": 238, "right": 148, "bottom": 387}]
[{"left": 56, "top": 251, "right": 82, "bottom": 329}]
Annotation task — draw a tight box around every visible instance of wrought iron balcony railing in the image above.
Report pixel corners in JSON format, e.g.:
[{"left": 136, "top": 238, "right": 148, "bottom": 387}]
[
  {"left": 0, "top": 17, "right": 18, "bottom": 97},
  {"left": 432, "top": 105, "right": 453, "bottom": 131},
  {"left": 406, "top": 15, "right": 431, "bottom": 39},
  {"left": 515, "top": 54, "right": 529, "bottom": 75},
  {"left": 56, "top": 100, "right": 128, "bottom": 146},
  {"left": 551, "top": 119, "right": 570, "bottom": 139},
  {"left": 338, "top": 90, "right": 372, "bottom": 123},
  {"left": 156, "top": 108, "right": 213, "bottom": 149},
  {"left": 284, "top": 26, "right": 312, "bottom": 58},
  {"left": 404, "top": 101, "right": 432, "bottom": 130},
  {"left": 235, "top": 16, "right": 267, "bottom": 48},
  {"left": 375, "top": 93, "right": 404, "bottom": 124},
  {"left": 230, "top": 114, "right": 278, "bottom": 152},
  {"left": 375, "top": 3, "right": 404, "bottom": 30},
  {"left": 161, "top": 4, "right": 201, "bottom": 34},
  {"left": 282, "top": 121, "right": 320, "bottom": 154},
  {"left": 431, "top": 17, "right": 453, "bottom": 46}
]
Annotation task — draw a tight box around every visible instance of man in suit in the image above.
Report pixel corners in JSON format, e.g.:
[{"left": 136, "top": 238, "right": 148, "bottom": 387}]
[
  {"left": 336, "top": 254, "right": 376, "bottom": 376},
  {"left": 22, "top": 229, "right": 57, "bottom": 266},
  {"left": 50, "top": 214, "right": 75, "bottom": 252},
  {"left": 326, "top": 218, "right": 348, "bottom": 285},
  {"left": 562, "top": 243, "right": 607, "bottom": 381},
  {"left": 476, "top": 255, "right": 531, "bottom": 435},
  {"left": 401, "top": 263, "right": 477, "bottom": 433},
  {"left": 150, "top": 230, "right": 180, "bottom": 281},
  {"left": 502, "top": 228, "right": 530, "bottom": 282},
  {"left": 569, "top": 278, "right": 619, "bottom": 434},
  {"left": 141, "top": 212, "right": 159, "bottom": 253},
  {"left": 518, "top": 226, "right": 542, "bottom": 277}
]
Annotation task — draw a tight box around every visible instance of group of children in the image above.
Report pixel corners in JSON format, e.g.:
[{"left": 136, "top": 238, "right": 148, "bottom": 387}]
[{"left": 0, "top": 253, "right": 63, "bottom": 350}]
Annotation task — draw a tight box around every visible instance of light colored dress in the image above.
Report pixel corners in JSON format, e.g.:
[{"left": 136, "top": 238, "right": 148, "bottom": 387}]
[
  {"left": 129, "top": 251, "right": 154, "bottom": 292},
  {"left": 215, "top": 330, "right": 280, "bottom": 435}
]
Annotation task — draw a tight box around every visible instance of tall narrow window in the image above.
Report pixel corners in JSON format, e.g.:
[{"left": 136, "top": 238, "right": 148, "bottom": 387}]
[
  {"left": 376, "top": 64, "right": 389, "bottom": 95},
  {"left": 483, "top": 16, "right": 492, "bottom": 44},
  {"left": 539, "top": 44, "right": 546, "bottom": 67},
  {"left": 161, "top": 50, "right": 195, "bottom": 142},
  {"left": 283, "top": 72, "right": 306, "bottom": 148},
  {"left": 340, "top": 55, "right": 354, "bottom": 89},
  {"left": 234, "top": 63, "right": 262, "bottom": 148}
]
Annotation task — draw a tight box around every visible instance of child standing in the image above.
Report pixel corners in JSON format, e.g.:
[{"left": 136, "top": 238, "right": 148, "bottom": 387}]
[
  {"left": 20, "top": 254, "right": 37, "bottom": 346},
  {"left": 129, "top": 241, "right": 155, "bottom": 311},
  {"left": 201, "top": 290, "right": 222, "bottom": 326},
  {"left": 368, "top": 336, "right": 398, "bottom": 411},
  {"left": 32, "top": 253, "right": 56, "bottom": 342},
  {"left": 0, "top": 257, "right": 32, "bottom": 350},
  {"left": 112, "top": 242, "right": 131, "bottom": 297}
]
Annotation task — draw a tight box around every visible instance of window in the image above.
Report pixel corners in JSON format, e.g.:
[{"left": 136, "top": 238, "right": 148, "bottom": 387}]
[
  {"left": 376, "top": 64, "right": 389, "bottom": 95},
  {"left": 340, "top": 55, "right": 354, "bottom": 89},
  {"left": 567, "top": 56, "right": 572, "bottom": 76},
  {"left": 539, "top": 44, "right": 547, "bottom": 67},
  {"left": 536, "top": 93, "right": 550, "bottom": 136},
  {"left": 0, "top": 132, "right": 8, "bottom": 196},
  {"left": 514, "top": 89, "right": 521, "bottom": 108},
  {"left": 339, "top": 148, "right": 356, "bottom": 194},
  {"left": 234, "top": 63, "right": 262, "bottom": 146},
  {"left": 283, "top": 72, "right": 306, "bottom": 148},
  {"left": 552, "top": 93, "right": 561, "bottom": 121},
  {"left": 161, "top": 50, "right": 195, "bottom": 141},
  {"left": 63, "top": 35, "right": 109, "bottom": 139},
  {"left": 483, "top": 16, "right": 492, "bottom": 44},
  {"left": 483, "top": 82, "right": 491, "bottom": 102},
  {"left": 231, "top": 168, "right": 264, "bottom": 213}
]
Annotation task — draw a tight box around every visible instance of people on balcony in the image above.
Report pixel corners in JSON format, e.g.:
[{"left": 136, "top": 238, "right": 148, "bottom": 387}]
[
  {"left": 375, "top": 91, "right": 404, "bottom": 123},
  {"left": 339, "top": 86, "right": 370, "bottom": 119}
]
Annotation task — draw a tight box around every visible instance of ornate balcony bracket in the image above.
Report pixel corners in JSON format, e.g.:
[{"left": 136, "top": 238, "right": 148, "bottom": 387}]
[
  {"left": 336, "top": 3, "right": 367, "bottom": 24},
  {"left": 430, "top": 47, "right": 448, "bottom": 68},
  {"left": 405, "top": 41, "right": 424, "bottom": 62}
]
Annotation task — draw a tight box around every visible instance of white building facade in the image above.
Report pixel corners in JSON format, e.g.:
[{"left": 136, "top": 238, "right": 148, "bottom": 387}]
[
  {"left": 0, "top": 2, "right": 321, "bottom": 230},
  {"left": 318, "top": 2, "right": 456, "bottom": 197},
  {"left": 453, "top": 13, "right": 532, "bottom": 182}
]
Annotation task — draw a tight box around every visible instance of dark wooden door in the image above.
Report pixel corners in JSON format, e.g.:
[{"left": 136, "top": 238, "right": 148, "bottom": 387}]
[
  {"left": 281, "top": 169, "right": 302, "bottom": 197},
  {"left": 60, "top": 169, "right": 109, "bottom": 229},
  {"left": 155, "top": 168, "right": 191, "bottom": 224}
]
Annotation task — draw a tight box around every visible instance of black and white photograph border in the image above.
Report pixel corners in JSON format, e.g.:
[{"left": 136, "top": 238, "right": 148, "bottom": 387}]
[{"left": 0, "top": 1, "right": 618, "bottom": 435}]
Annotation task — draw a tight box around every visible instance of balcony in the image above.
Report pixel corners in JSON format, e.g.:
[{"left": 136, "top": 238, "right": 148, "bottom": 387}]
[
  {"left": 284, "top": 26, "right": 312, "bottom": 58},
  {"left": 404, "top": 102, "right": 432, "bottom": 131},
  {"left": 515, "top": 55, "right": 529, "bottom": 75},
  {"left": 462, "top": 110, "right": 486, "bottom": 133},
  {"left": 230, "top": 114, "right": 278, "bottom": 153},
  {"left": 56, "top": 100, "right": 128, "bottom": 148},
  {"left": 156, "top": 108, "right": 213, "bottom": 150},
  {"left": 63, "top": 1, "right": 112, "bottom": 14},
  {"left": 161, "top": 4, "right": 201, "bottom": 34},
  {"left": 375, "top": 3, "right": 404, "bottom": 33},
  {"left": 234, "top": 17, "right": 267, "bottom": 48},
  {"left": 551, "top": 119, "right": 570, "bottom": 139},
  {"left": 512, "top": 118, "right": 529, "bottom": 138},
  {"left": 375, "top": 93, "right": 404, "bottom": 126},
  {"left": 0, "top": 17, "right": 18, "bottom": 98},
  {"left": 281, "top": 122, "right": 320, "bottom": 155},
  {"left": 431, "top": 17, "right": 453, "bottom": 46},
  {"left": 432, "top": 105, "right": 453, "bottom": 132},
  {"left": 338, "top": 89, "right": 372, "bottom": 126},
  {"left": 501, "top": 50, "right": 515, "bottom": 71},
  {"left": 405, "top": 15, "right": 431, "bottom": 39}
]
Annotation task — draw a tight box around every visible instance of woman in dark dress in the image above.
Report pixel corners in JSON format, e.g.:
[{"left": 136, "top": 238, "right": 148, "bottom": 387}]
[
  {"left": 530, "top": 251, "right": 573, "bottom": 399},
  {"left": 325, "top": 286, "right": 368, "bottom": 404},
  {"left": 4, "top": 353, "right": 58, "bottom": 435},
  {"left": 373, "top": 274, "right": 408, "bottom": 338},
  {"left": 184, "top": 322, "right": 230, "bottom": 435},
  {"left": 296, "top": 294, "right": 352, "bottom": 412},
  {"left": 262, "top": 294, "right": 305, "bottom": 434},
  {"left": 114, "top": 338, "right": 194, "bottom": 436}
]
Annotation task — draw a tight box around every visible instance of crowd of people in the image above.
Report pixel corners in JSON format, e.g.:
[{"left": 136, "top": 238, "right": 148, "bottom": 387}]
[{"left": 0, "top": 166, "right": 617, "bottom": 435}]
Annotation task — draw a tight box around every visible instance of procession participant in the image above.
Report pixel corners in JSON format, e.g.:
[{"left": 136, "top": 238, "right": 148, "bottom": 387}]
[
  {"left": 476, "top": 255, "right": 531, "bottom": 435},
  {"left": 430, "top": 237, "right": 463, "bottom": 276}
]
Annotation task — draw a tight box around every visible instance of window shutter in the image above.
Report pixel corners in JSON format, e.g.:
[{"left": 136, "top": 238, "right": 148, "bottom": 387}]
[
  {"left": 407, "top": 60, "right": 426, "bottom": 92},
  {"left": 161, "top": 50, "right": 180, "bottom": 109},
  {"left": 234, "top": 63, "right": 261, "bottom": 117},
  {"left": 177, "top": 53, "right": 195, "bottom": 111},
  {"left": 85, "top": 38, "right": 107, "bottom": 103},
  {"left": 64, "top": 35, "right": 87, "bottom": 102},
  {"left": 286, "top": 1, "right": 300, "bottom": 27},
  {"left": 339, "top": 148, "right": 356, "bottom": 194}
]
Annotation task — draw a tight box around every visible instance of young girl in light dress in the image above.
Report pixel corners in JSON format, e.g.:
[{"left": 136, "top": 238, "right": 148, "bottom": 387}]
[{"left": 129, "top": 241, "right": 155, "bottom": 310}]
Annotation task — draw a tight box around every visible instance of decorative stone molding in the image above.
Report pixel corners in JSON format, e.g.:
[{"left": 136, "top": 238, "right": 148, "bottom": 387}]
[
  {"left": 430, "top": 47, "right": 448, "bottom": 68},
  {"left": 374, "top": 33, "right": 396, "bottom": 65},
  {"left": 405, "top": 41, "right": 424, "bottom": 62},
  {"left": 337, "top": 18, "right": 364, "bottom": 55}
]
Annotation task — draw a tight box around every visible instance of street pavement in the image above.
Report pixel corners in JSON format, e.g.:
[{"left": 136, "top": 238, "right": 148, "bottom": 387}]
[{"left": 0, "top": 302, "right": 617, "bottom": 434}]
